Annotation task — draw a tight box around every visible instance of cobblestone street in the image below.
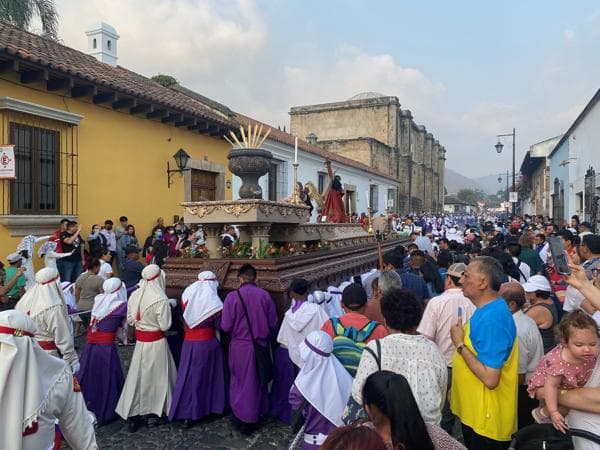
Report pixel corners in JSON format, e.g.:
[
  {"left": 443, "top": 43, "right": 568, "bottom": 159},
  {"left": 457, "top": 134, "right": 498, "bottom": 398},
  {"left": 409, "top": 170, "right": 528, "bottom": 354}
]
[
  {"left": 93, "top": 415, "right": 291, "bottom": 450},
  {"left": 70, "top": 338, "right": 292, "bottom": 449}
]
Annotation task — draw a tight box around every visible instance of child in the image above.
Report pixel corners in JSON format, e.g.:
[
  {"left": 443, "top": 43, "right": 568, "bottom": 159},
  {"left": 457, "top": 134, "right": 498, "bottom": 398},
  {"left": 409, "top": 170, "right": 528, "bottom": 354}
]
[
  {"left": 528, "top": 310, "right": 599, "bottom": 433},
  {"left": 289, "top": 330, "right": 353, "bottom": 449}
]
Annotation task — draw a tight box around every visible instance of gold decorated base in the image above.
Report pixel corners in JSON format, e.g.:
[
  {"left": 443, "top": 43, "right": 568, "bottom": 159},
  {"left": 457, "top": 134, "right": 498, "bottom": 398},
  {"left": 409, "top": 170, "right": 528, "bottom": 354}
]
[{"left": 181, "top": 199, "right": 310, "bottom": 224}]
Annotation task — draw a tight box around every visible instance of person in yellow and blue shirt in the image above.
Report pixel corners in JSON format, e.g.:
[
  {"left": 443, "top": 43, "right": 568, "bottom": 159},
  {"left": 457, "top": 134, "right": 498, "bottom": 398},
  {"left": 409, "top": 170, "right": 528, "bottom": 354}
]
[{"left": 450, "top": 256, "right": 518, "bottom": 450}]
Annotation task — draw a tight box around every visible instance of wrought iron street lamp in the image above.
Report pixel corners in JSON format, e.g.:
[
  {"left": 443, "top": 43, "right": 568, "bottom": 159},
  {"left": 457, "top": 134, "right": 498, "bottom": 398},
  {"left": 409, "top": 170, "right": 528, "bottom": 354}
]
[
  {"left": 494, "top": 128, "right": 516, "bottom": 217},
  {"left": 167, "top": 148, "right": 191, "bottom": 188}
]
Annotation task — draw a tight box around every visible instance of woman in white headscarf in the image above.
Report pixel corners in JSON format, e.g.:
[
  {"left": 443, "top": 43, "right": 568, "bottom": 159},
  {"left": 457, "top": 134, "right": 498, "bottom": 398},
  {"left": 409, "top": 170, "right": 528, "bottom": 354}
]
[
  {"left": 15, "top": 267, "right": 80, "bottom": 373},
  {"left": 0, "top": 310, "right": 97, "bottom": 450},
  {"left": 289, "top": 330, "right": 353, "bottom": 449},
  {"left": 168, "top": 271, "right": 226, "bottom": 426},
  {"left": 115, "top": 264, "right": 177, "bottom": 432},
  {"left": 78, "top": 277, "right": 127, "bottom": 425}
]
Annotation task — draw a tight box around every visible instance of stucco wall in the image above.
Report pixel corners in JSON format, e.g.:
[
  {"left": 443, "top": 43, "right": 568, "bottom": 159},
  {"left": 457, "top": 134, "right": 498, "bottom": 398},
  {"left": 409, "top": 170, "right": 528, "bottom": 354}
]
[
  {"left": 567, "top": 101, "right": 600, "bottom": 219},
  {"left": 0, "top": 75, "right": 231, "bottom": 262},
  {"left": 549, "top": 139, "right": 570, "bottom": 221}
]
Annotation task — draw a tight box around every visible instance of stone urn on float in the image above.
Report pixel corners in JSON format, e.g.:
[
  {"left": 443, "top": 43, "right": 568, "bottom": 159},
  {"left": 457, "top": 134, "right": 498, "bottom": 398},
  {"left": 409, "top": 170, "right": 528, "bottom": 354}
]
[{"left": 226, "top": 124, "right": 273, "bottom": 199}]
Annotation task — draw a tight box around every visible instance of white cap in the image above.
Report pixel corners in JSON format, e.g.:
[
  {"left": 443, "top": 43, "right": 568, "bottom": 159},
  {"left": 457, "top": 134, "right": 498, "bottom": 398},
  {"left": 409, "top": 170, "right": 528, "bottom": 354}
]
[{"left": 522, "top": 275, "right": 552, "bottom": 293}]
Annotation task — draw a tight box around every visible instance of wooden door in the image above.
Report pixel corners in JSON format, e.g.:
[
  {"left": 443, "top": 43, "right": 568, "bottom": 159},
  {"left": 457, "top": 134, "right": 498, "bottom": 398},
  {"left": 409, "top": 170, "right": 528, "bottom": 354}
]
[{"left": 191, "top": 170, "right": 217, "bottom": 201}]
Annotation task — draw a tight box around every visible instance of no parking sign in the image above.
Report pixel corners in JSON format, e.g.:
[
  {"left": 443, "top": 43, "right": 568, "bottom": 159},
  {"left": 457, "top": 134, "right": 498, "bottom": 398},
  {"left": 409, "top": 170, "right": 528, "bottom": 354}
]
[{"left": 0, "top": 145, "right": 15, "bottom": 179}]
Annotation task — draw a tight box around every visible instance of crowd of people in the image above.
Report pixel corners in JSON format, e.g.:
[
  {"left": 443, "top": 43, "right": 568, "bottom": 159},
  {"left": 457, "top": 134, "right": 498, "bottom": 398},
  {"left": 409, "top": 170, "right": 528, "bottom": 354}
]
[{"left": 2, "top": 212, "right": 600, "bottom": 450}]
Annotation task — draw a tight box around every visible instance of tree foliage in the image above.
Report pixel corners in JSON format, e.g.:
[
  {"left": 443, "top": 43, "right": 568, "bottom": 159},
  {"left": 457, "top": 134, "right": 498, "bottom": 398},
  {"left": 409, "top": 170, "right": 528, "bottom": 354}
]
[
  {"left": 457, "top": 188, "right": 485, "bottom": 205},
  {"left": 151, "top": 74, "right": 178, "bottom": 88},
  {"left": 0, "top": 0, "right": 59, "bottom": 40}
]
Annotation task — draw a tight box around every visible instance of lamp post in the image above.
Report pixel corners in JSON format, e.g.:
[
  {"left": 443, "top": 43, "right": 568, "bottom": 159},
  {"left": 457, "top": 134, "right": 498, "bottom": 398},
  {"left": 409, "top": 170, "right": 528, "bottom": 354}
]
[{"left": 494, "top": 128, "right": 516, "bottom": 217}]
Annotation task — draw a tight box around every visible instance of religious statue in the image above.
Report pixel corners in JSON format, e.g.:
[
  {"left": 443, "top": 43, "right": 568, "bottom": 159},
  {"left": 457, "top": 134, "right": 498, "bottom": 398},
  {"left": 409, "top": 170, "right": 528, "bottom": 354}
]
[{"left": 321, "top": 160, "right": 349, "bottom": 223}]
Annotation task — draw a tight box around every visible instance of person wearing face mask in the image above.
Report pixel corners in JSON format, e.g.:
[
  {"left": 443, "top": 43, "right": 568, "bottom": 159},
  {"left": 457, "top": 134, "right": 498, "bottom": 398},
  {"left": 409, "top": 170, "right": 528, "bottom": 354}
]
[
  {"left": 143, "top": 226, "right": 161, "bottom": 258},
  {"left": 164, "top": 226, "right": 178, "bottom": 257}
]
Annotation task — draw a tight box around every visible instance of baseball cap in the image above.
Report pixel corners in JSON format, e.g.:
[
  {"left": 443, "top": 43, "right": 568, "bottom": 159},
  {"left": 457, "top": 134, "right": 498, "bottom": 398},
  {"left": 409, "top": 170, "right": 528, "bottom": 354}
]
[
  {"left": 522, "top": 275, "right": 552, "bottom": 293},
  {"left": 447, "top": 263, "right": 467, "bottom": 278},
  {"left": 6, "top": 252, "right": 22, "bottom": 263},
  {"left": 580, "top": 221, "right": 592, "bottom": 229}
]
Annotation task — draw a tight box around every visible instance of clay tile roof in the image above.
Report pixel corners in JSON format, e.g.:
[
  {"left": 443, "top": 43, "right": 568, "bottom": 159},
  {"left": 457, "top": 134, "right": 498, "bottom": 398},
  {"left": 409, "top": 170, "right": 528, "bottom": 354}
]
[
  {"left": 0, "top": 21, "right": 233, "bottom": 127},
  {"left": 234, "top": 113, "right": 400, "bottom": 184}
]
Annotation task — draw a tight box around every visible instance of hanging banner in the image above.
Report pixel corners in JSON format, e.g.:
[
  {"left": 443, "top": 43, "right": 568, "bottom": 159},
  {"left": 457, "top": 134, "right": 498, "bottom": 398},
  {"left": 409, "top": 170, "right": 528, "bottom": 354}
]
[
  {"left": 509, "top": 191, "right": 518, "bottom": 203},
  {"left": 0, "top": 145, "right": 15, "bottom": 179}
]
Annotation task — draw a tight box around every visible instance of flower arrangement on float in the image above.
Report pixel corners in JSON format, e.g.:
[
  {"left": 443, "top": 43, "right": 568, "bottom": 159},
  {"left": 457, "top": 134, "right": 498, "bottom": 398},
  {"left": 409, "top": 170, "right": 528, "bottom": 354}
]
[{"left": 219, "top": 240, "right": 330, "bottom": 259}]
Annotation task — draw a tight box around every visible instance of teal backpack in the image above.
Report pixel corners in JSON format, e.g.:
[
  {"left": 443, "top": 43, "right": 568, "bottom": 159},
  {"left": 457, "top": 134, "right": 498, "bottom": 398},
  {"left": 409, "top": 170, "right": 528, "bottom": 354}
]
[{"left": 330, "top": 317, "right": 378, "bottom": 376}]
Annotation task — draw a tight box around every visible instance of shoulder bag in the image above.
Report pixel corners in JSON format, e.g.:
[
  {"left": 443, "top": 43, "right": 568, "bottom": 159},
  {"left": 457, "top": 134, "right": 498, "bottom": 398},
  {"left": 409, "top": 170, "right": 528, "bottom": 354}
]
[{"left": 237, "top": 289, "right": 273, "bottom": 387}]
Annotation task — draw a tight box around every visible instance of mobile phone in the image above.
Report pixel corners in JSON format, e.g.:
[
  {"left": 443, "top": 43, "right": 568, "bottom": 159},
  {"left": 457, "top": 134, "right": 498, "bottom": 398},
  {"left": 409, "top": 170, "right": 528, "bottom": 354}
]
[
  {"left": 458, "top": 307, "right": 462, "bottom": 319},
  {"left": 353, "top": 275, "right": 363, "bottom": 286},
  {"left": 547, "top": 236, "right": 571, "bottom": 275}
]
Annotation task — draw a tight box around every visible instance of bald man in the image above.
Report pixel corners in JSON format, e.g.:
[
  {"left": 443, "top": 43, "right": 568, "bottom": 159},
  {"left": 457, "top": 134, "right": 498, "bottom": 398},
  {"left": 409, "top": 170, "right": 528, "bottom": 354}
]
[{"left": 500, "top": 282, "right": 544, "bottom": 428}]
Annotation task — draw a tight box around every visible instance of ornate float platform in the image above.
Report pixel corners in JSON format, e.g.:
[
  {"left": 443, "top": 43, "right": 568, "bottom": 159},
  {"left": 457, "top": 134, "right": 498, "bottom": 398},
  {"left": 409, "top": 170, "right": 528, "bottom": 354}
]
[
  {"left": 164, "top": 130, "right": 404, "bottom": 313},
  {"left": 165, "top": 199, "right": 404, "bottom": 315}
]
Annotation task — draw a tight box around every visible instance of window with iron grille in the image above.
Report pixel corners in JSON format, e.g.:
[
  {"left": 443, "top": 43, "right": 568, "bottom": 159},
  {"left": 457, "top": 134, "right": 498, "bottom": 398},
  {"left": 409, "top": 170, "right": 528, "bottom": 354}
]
[
  {"left": 267, "top": 160, "right": 288, "bottom": 201},
  {"left": 318, "top": 171, "right": 327, "bottom": 194},
  {"left": 370, "top": 184, "right": 379, "bottom": 213},
  {"left": 10, "top": 122, "right": 59, "bottom": 214}
]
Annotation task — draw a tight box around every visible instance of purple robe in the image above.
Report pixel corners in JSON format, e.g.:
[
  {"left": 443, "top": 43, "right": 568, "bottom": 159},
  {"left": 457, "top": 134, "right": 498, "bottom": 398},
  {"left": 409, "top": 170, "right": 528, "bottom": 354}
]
[
  {"left": 289, "top": 384, "right": 336, "bottom": 450},
  {"left": 220, "top": 282, "right": 278, "bottom": 423},
  {"left": 78, "top": 303, "right": 126, "bottom": 424},
  {"left": 269, "top": 346, "right": 298, "bottom": 423},
  {"left": 168, "top": 313, "right": 227, "bottom": 421}
]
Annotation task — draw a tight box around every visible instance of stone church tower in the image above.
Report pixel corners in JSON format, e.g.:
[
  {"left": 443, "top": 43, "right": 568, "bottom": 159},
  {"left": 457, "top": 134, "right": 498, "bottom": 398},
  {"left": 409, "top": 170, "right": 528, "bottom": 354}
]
[{"left": 290, "top": 93, "right": 445, "bottom": 213}]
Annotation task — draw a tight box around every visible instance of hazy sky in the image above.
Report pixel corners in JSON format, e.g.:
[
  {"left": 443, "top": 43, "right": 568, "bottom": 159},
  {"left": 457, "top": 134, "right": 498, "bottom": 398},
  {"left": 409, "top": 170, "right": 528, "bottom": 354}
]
[{"left": 51, "top": 0, "right": 600, "bottom": 178}]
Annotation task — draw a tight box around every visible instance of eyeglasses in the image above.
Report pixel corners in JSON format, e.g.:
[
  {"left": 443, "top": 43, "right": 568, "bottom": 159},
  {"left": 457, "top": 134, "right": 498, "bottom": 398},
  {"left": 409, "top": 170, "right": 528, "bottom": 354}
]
[{"left": 592, "top": 268, "right": 600, "bottom": 276}]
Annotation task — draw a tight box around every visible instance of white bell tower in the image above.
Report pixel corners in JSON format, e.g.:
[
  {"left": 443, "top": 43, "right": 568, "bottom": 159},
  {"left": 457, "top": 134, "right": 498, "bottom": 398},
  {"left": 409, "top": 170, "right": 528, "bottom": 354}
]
[{"left": 85, "top": 22, "right": 119, "bottom": 67}]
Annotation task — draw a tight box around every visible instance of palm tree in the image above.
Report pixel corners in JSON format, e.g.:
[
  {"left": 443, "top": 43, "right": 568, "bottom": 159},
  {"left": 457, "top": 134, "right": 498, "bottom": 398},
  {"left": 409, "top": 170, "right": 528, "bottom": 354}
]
[{"left": 0, "top": 0, "right": 59, "bottom": 40}]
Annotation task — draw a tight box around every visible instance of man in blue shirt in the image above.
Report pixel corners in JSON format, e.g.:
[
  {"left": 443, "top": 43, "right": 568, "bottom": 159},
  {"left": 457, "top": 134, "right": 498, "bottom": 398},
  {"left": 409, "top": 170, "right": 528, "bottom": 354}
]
[
  {"left": 450, "top": 256, "right": 518, "bottom": 449},
  {"left": 382, "top": 252, "right": 429, "bottom": 304},
  {"left": 120, "top": 246, "right": 145, "bottom": 290}
]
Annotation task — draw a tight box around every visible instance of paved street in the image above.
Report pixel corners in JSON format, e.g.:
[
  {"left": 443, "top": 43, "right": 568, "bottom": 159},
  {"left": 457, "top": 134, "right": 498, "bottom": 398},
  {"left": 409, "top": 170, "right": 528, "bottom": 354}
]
[{"left": 68, "top": 337, "right": 292, "bottom": 450}]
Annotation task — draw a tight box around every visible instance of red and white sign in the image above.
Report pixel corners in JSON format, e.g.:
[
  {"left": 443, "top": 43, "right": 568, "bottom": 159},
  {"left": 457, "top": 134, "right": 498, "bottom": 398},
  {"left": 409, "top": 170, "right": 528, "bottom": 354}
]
[{"left": 0, "top": 145, "right": 15, "bottom": 179}]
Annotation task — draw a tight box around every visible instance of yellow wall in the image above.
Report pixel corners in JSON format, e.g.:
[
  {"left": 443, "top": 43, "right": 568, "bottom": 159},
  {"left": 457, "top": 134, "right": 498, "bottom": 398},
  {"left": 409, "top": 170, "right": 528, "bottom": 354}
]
[{"left": 0, "top": 74, "right": 233, "bottom": 265}]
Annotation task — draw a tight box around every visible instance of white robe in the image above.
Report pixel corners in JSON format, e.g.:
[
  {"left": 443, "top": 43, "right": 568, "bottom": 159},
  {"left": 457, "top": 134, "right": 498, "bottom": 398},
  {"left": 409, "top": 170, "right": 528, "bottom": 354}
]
[
  {"left": 15, "top": 290, "right": 78, "bottom": 367},
  {"left": 21, "top": 369, "right": 97, "bottom": 450},
  {"left": 115, "top": 295, "right": 177, "bottom": 418},
  {"left": 277, "top": 301, "right": 329, "bottom": 367}
]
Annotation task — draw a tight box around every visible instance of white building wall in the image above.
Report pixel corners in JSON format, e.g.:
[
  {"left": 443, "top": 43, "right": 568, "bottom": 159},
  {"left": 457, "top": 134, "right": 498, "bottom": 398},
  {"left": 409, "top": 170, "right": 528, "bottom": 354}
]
[
  {"left": 566, "top": 101, "right": 600, "bottom": 219},
  {"left": 231, "top": 138, "right": 398, "bottom": 222}
]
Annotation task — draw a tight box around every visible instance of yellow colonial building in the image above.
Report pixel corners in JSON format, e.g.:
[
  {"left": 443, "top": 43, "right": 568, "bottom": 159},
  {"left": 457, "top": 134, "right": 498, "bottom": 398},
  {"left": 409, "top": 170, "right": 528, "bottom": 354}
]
[{"left": 0, "top": 21, "right": 235, "bottom": 260}]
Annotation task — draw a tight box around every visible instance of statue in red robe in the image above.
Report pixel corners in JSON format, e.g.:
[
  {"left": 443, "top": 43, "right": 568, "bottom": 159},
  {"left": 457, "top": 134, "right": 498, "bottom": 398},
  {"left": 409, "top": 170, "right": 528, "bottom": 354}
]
[{"left": 321, "top": 161, "right": 348, "bottom": 223}]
